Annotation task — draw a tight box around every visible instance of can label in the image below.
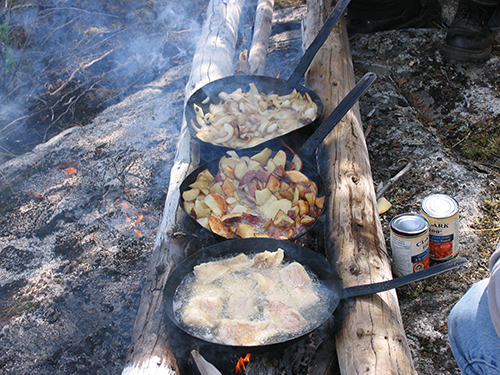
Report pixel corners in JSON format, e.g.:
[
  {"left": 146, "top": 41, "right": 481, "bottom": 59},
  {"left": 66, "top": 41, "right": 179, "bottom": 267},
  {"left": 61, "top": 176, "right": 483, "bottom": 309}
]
[
  {"left": 391, "top": 229, "right": 430, "bottom": 275},
  {"left": 425, "top": 214, "right": 459, "bottom": 260},
  {"left": 421, "top": 194, "right": 460, "bottom": 261}
]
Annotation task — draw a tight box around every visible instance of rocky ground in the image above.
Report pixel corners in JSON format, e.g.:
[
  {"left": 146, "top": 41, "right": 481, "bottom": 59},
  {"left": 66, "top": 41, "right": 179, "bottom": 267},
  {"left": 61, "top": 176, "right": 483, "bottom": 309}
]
[
  {"left": 351, "top": 27, "right": 500, "bottom": 374},
  {"left": 0, "top": 0, "right": 499, "bottom": 374}
]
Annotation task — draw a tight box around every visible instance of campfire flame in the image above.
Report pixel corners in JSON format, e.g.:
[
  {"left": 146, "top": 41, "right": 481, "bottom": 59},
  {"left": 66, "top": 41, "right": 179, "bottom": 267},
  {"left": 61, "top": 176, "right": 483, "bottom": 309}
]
[
  {"left": 64, "top": 166, "right": 77, "bottom": 174},
  {"left": 235, "top": 353, "right": 251, "bottom": 373},
  {"left": 280, "top": 139, "right": 296, "bottom": 155},
  {"left": 118, "top": 201, "right": 145, "bottom": 237}
]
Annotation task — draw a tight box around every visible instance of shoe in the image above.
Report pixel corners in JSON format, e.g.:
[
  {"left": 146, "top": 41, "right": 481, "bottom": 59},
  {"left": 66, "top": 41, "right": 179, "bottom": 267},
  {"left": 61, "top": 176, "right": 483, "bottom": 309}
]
[
  {"left": 347, "top": 0, "right": 426, "bottom": 34},
  {"left": 441, "top": 0, "right": 497, "bottom": 62}
]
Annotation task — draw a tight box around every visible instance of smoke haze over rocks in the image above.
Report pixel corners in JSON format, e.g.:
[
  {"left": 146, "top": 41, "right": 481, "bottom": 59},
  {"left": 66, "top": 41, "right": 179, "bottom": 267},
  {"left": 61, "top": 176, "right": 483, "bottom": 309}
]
[{"left": 0, "top": 0, "right": 206, "bottom": 163}]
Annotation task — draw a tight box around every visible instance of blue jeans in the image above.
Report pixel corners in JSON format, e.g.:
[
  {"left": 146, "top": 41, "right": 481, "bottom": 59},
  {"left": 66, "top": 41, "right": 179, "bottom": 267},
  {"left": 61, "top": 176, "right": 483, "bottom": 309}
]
[{"left": 448, "top": 278, "right": 500, "bottom": 374}]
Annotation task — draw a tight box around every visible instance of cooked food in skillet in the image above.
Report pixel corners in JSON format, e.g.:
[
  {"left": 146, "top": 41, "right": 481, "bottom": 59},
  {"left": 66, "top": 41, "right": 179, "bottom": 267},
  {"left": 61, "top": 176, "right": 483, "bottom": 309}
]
[
  {"left": 182, "top": 148, "right": 325, "bottom": 240},
  {"left": 173, "top": 248, "right": 329, "bottom": 346},
  {"left": 191, "top": 83, "right": 319, "bottom": 149}
]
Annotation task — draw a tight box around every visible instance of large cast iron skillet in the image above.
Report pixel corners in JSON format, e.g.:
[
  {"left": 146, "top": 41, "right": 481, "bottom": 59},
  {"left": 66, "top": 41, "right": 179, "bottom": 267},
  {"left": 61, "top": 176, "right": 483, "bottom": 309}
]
[
  {"left": 185, "top": 0, "right": 352, "bottom": 160},
  {"left": 180, "top": 72, "right": 377, "bottom": 241},
  {"left": 164, "top": 238, "right": 467, "bottom": 351}
]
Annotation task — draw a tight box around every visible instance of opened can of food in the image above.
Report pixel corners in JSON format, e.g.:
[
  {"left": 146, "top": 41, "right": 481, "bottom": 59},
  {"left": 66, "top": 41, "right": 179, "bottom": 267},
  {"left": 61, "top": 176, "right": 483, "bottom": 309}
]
[
  {"left": 390, "top": 213, "right": 430, "bottom": 276},
  {"left": 421, "top": 194, "right": 460, "bottom": 261}
]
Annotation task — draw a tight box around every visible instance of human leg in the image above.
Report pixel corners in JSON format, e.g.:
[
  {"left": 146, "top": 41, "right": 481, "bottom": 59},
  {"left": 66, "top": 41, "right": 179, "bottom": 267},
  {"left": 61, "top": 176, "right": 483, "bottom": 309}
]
[{"left": 448, "top": 278, "right": 500, "bottom": 375}]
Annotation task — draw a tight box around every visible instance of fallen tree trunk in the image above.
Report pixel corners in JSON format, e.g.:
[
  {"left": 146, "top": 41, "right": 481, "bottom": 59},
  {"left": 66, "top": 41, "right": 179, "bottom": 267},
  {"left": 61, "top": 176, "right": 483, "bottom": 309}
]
[
  {"left": 248, "top": 0, "right": 275, "bottom": 75},
  {"left": 122, "top": 0, "right": 244, "bottom": 373},
  {"left": 302, "top": 0, "right": 417, "bottom": 374}
]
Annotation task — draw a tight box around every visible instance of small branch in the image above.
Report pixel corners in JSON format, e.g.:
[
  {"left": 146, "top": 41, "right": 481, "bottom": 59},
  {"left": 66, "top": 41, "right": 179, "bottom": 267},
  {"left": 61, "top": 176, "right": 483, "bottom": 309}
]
[
  {"left": 81, "top": 49, "right": 114, "bottom": 70},
  {"left": 376, "top": 161, "right": 413, "bottom": 199},
  {"left": 0, "top": 114, "right": 29, "bottom": 134},
  {"left": 466, "top": 227, "right": 500, "bottom": 232},
  {"left": 48, "top": 48, "right": 113, "bottom": 96},
  {"left": 37, "top": 7, "right": 121, "bottom": 19},
  {"left": 452, "top": 131, "right": 471, "bottom": 149},
  {"left": 49, "top": 67, "right": 81, "bottom": 96},
  {"left": 36, "top": 15, "right": 82, "bottom": 50},
  {"left": 44, "top": 80, "right": 100, "bottom": 141}
]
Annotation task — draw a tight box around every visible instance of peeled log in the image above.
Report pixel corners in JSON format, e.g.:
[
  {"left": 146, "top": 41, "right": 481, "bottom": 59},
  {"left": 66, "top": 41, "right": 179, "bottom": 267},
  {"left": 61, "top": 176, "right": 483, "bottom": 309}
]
[
  {"left": 302, "top": 0, "right": 417, "bottom": 374},
  {"left": 122, "top": 0, "right": 244, "bottom": 373},
  {"left": 248, "top": 0, "right": 275, "bottom": 74}
]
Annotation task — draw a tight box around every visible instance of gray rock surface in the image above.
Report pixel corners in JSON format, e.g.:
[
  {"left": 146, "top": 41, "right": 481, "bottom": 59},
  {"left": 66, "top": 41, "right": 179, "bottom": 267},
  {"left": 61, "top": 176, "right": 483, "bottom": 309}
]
[{"left": 351, "top": 26, "right": 499, "bottom": 374}]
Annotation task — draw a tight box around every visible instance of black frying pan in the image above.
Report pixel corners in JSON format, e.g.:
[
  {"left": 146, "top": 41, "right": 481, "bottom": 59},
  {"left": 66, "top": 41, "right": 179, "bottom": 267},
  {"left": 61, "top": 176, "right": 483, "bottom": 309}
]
[
  {"left": 185, "top": 0, "right": 352, "bottom": 160},
  {"left": 164, "top": 238, "right": 467, "bottom": 350},
  {"left": 180, "top": 72, "right": 377, "bottom": 241}
]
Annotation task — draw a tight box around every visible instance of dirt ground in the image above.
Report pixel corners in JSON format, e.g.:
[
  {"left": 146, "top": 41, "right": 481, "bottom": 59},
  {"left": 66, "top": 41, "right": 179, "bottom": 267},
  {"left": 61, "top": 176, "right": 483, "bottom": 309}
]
[{"left": 0, "top": 1, "right": 499, "bottom": 374}]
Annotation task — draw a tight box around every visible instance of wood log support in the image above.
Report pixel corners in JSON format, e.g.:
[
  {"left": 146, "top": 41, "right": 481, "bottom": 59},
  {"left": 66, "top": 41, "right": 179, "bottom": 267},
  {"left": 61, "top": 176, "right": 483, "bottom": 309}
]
[
  {"left": 302, "top": 0, "right": 417, "bottom": 373},
  {"left": 248, "top": 0, "right": 275, "bottom": 74},
  {"left": 123, "top": 0, "right": 417, "bottom": 373},
  {"left": 122, "top": 0, "right": 244, "bottom": 373}
]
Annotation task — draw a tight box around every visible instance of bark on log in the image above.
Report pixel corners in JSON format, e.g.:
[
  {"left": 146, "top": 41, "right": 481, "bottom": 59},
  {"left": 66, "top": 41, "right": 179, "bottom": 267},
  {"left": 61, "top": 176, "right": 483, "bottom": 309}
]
[
  {"left": 248, "top": 0, "right": 275, "bottom": 74},
  {"left": 122, "top": 0, "right": 244, "bottom": 373},
  {"left": 302, "top": 0, "right": 417, "bottom": 374}
]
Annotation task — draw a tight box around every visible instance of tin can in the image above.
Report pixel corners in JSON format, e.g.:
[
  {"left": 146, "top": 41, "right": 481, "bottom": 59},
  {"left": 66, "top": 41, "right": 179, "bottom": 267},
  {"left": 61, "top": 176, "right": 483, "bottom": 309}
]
[
  {"left": 390, "top": 213, "right": 430, "bottom": 276},
  {"left": 421, "top": 194, "right": 460, "bottom": 261}
]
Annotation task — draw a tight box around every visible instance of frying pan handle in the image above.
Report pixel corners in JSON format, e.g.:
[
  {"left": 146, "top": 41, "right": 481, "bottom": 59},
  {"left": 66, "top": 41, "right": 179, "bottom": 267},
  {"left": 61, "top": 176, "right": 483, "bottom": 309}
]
[
  {"left": 287, "top": 0, "right": 352, "bottom": 87},
  {"left": 300, "top": 72, "right": 377, "bottom": 157},
  {"left": 342, "top": 257, "right": 467, "bottom": 300}
]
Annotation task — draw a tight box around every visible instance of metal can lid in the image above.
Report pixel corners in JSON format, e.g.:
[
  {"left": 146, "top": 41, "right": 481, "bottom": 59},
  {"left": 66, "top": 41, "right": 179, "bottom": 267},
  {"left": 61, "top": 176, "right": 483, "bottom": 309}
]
[
  {"left": 421, "top": 194, "right": 459, "bottom": 219},
  {"left": 390, "top": 213, "right": 429, "bottom": 236}
]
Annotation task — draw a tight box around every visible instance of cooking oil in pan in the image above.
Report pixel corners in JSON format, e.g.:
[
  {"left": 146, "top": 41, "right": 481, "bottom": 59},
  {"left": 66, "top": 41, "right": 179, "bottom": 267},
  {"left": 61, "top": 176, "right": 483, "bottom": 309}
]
[
  {"left": 421, "top": 194, "right": 460, "bottom": 261},
  {"left": 390, "top": 213, "right": 430, "bottom": 276}
]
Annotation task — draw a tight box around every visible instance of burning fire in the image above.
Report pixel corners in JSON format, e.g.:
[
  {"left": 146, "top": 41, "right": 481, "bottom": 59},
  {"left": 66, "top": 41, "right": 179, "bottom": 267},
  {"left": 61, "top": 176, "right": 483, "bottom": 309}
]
[
  {"left": 235, "top": 353, "right": 251, "bottom": 373},
  {"left": 280, "top": 139, "right": 296, "bottom": 155},
  {"left": 64, "top": 166, "right": 77, "bottom": 174},
  {"left": 118, "top": 201, "right": 145, "bottom": 237}
]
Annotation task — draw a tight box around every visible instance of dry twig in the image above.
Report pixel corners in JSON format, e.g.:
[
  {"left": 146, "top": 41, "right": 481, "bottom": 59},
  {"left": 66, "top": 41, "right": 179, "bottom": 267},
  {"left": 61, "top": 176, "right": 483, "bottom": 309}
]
[{"left": 376, "top": 161, "right": 413, "bottom": 199}]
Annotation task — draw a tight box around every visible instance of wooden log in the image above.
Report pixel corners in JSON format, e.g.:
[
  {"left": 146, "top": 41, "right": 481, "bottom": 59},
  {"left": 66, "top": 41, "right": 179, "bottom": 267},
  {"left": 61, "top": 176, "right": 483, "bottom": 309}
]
[
  {"left": 185, "top": 0, "right": 244, "bottom": 96},
  {"left": 122, "top": 0, "right": 244, "bottom": 373},
  {"left": 248, "top": 0, "right": 275, "bottom": 74},
  {"left": 302, "top": 0, "right": 418, "bottom": 374}
]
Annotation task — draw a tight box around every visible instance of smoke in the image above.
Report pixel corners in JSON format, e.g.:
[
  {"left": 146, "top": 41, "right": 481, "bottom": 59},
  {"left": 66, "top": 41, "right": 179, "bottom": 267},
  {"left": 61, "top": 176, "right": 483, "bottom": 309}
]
[{"left": 0, "top": 0, "right": 205, "bottom": 162}]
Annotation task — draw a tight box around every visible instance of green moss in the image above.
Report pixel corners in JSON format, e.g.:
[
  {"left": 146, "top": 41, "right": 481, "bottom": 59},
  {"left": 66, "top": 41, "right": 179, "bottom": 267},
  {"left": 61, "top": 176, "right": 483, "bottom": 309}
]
[
  {"left": 472, "top": 190, "right": 500, "bottom": 263},
  {"left": 400, "top": 281, "right": 426, "bottom": 299},
  {"left": 458, "top": 119, "right": 500, "bottom": 166},
  {"left": 4, "top": 299, "right": 40, "bottom": 318},
  {"left": 274, "top": 0, "right": 306, "bottom": 9}
]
